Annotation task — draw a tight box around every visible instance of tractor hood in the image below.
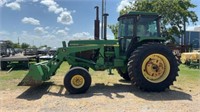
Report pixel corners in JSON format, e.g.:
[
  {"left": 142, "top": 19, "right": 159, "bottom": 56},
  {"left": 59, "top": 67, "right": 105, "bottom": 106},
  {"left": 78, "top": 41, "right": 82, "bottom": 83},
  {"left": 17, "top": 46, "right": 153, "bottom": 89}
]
[{"left": 68, "top": 40, "right": 118, "bottom": 46}]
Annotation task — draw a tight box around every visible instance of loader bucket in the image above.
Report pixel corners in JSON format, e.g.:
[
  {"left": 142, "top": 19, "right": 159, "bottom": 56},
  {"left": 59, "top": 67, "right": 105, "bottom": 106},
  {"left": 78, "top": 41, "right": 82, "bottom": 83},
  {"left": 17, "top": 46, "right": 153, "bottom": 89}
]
[{"left": 18, "top": 62, "right": 50, "bottom": 86}]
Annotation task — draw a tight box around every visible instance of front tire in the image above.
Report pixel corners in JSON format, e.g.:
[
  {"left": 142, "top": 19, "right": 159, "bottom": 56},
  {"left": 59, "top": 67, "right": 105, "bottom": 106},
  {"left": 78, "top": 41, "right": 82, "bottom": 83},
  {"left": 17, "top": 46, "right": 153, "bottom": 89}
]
[
  {"left": 64, "top": 67, "right": 91, "bottom": 94},
  {"left": 128, "top": 43, "right": 179, "bottom": 92}
]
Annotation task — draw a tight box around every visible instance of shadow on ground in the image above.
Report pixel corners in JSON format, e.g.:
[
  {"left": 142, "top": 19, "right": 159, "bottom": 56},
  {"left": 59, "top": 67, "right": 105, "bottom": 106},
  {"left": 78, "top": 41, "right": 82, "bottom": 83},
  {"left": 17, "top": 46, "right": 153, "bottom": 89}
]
[
  {"left": 17, "top": 82, "right": 53, "bottom": 100},
  {"left": 17, "top": 81, "right": 192, "bottom": 101}
]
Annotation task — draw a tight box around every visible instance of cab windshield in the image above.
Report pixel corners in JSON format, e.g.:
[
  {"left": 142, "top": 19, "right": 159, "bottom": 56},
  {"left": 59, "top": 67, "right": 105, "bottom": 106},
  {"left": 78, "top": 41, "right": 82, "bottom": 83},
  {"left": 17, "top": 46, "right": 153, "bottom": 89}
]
[
  {"left": 137, "top": 17, "right": 159, "bottom": 37},
  {"left": 118, "top": 16, "right": 160, "bottom": 38},
  {"left": 118, "top": 15, "right": 161, "bottom": 53}
]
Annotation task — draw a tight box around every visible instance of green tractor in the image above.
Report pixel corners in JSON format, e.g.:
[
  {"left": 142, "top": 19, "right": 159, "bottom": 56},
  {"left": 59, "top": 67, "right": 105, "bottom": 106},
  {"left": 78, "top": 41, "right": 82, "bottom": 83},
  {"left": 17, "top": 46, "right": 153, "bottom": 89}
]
[{"left": 19, "top": 10, "right": 179, "bottom": 94}]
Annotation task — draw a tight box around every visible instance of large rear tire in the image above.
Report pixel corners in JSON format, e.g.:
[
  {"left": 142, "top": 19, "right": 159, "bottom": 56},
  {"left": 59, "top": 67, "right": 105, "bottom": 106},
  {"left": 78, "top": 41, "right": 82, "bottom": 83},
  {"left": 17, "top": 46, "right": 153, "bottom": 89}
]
[
  {"left": 116, "top": 68, "right": 130, "bottom": 81},
  {"left": 64, "top": 67, "right": 91, "bottom": 94},
  {"left": 128, "top": 43, "right": 179, "bottom": 92}
]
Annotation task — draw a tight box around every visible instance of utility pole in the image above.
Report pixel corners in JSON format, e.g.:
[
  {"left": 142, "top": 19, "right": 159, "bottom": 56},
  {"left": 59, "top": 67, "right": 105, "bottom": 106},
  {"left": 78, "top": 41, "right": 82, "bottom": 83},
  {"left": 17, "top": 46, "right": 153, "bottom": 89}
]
[
  {"left": 101, "top": 0, "right": 104, "bottom": 39},
  {"left": 18, "top": 37, "right": 20, "bottom": 45},
  {"left": 199, "top": 32, "right": 200, "bottom": 69},
  {"left": 184, "top": 17, "right": 186, "bottom": 45},
  {"left": 179, "top": 0, "right": 187, "bottom": 45}
]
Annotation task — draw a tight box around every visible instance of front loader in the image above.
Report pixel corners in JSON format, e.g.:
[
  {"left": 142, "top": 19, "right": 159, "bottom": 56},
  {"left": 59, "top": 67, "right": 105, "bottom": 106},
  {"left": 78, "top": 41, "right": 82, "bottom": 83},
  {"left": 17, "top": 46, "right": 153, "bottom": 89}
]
[{"left": 19, "top": 8, "right": 179, "bottom": 94}]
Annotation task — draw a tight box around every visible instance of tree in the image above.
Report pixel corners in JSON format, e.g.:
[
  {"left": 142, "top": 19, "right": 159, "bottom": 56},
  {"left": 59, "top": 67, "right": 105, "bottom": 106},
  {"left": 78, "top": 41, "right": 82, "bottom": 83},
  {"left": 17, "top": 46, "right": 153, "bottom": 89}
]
[
  {"left": 109, "top": 0, "right": 198, "bottom": 42},
  {"left": 108, "top": 23, "right": 119, "bottom": 39},
  {"left": 21, "top": 43, "right": 30, "bottom": 49},
  {"left": 13, "top": 43, "right": 21, "bottom": 48},
  {"left": 31, "top": 45, "right": 37, "bottom": 48}
]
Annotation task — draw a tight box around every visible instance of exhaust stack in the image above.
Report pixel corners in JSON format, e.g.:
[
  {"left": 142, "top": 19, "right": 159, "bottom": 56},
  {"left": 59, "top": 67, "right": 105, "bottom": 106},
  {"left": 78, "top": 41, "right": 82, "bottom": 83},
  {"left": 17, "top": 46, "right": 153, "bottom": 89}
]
[{"left": 94, "top": 6, "right": 100, "bottom": 40}]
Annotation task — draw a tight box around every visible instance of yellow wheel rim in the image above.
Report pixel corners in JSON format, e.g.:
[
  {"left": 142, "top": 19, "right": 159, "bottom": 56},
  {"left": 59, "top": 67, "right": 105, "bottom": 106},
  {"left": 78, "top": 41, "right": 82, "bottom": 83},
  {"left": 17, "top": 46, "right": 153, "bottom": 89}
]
[
  {"left": 142, "top": 54, "right": 170, "bottom": 83},
  {"left": 71, "top": 75, "right": 85, "bottom": 88}
]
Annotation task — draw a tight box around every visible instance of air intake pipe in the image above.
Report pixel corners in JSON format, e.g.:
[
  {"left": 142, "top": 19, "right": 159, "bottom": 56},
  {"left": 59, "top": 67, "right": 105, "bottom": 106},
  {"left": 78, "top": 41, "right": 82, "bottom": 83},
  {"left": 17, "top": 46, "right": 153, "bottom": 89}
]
[{"left": 103, "top": 13, "right": 109, "bottom": 40}]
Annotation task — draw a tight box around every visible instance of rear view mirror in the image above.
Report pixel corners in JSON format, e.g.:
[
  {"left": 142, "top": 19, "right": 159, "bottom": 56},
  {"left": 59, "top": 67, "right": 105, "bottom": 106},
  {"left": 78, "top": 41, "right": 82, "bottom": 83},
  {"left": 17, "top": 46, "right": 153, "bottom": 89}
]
[{"left": 137, "top": 15, "right": 141, "bottom": 21}]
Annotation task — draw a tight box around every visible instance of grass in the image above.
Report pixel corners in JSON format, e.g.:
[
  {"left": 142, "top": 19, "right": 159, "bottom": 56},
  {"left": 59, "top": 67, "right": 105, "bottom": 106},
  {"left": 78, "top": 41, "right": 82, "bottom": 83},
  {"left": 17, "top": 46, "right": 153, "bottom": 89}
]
[
  {"left": 0, "top": 63, "right": 199, "bottom": 90},
  {"left": 0, "top": 70, "right": 28, "bottom": 90},
  {"left": 0, "top": 71, "right": 27, "bottom": 80},
  {"left": 178, "top": 64, "right": 200, "bottom": 81}
]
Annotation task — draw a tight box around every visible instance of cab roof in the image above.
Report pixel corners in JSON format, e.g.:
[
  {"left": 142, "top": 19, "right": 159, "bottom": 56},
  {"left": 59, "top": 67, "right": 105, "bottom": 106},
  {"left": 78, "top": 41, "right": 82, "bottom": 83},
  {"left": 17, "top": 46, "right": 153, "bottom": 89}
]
[
  {"left": 118, "top": 11, "right": 159, "bottom": 20},
  {"left": 128, "top": 11, "right": 158, "bottom": 16}
]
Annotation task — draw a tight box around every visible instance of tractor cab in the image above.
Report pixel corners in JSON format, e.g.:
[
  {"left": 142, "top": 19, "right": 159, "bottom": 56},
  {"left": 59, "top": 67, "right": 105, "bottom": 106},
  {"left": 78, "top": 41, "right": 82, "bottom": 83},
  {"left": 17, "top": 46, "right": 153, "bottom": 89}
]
[{"left": 118, "top": 12, "right": 161, "bottom": 54}]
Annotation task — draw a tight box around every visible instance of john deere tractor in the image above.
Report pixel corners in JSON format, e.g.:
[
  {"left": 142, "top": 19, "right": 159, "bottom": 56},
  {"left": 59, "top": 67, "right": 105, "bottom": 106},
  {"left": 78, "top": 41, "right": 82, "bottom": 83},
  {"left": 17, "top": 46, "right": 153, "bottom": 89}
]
[{"left": 19, "top": 9, "right": 179, "bottom": 94}]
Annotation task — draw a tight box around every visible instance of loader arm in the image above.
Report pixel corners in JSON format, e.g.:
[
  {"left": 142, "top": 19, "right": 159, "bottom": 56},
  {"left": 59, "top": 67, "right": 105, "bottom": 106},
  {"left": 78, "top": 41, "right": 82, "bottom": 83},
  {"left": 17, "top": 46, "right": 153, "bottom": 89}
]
[
  {"left": 18, "top": 42, "right": 103, "bottom": 86},
  {"left": 18, "top": 47, "right": 67, "bottom": 86},
  {"left": 47, "top": 45, "right": 102, "bottom": 77}
]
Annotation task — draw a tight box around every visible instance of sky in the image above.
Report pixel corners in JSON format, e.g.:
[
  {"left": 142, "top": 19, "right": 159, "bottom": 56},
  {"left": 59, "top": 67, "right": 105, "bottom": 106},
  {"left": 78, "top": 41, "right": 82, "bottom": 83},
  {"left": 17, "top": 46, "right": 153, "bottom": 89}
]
[{"left": 0, "top": 0, "right": 200, "bottom": 47}]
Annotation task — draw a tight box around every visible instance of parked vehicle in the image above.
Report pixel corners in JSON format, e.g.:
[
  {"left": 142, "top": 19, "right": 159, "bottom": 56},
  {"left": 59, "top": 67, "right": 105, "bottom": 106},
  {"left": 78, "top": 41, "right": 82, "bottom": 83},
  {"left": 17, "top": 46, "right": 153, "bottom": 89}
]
[
  {"left": 48, "top": 48, "right": 57, "bottom": 56},
  {"left": 37, "top": 47, "right": 49, "bottom": 55},
  {"left": 0, "top": 40, "right": 15, "bottom": 57},
  {"left": 24, "top": 48, "right": 38, "bottom": 56}
]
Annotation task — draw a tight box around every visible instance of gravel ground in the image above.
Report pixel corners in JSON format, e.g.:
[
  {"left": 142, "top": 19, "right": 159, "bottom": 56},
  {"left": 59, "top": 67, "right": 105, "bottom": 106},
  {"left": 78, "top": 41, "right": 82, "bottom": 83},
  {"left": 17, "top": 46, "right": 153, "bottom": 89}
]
[{"left": 1, "top": 71, "right": 200, "bottom": 112}]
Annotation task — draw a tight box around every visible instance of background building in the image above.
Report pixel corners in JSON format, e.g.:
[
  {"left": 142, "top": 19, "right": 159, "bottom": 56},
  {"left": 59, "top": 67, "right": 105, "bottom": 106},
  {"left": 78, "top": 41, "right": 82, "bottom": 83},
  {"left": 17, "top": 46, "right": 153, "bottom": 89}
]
[{"left": 174, "top": 27, "right": 200, "bottom": 49}]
